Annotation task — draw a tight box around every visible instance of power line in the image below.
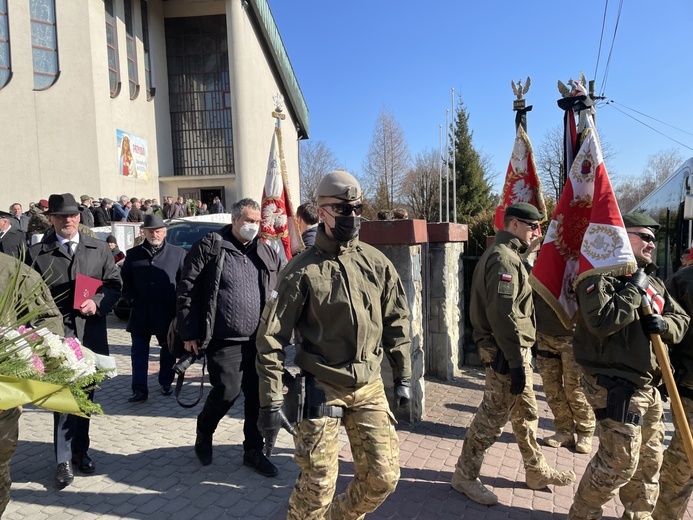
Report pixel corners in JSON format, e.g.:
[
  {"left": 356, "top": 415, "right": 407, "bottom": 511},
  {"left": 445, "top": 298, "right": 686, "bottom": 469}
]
[
  {"left": 607, "top": 100, "right": 693, "bottom": 137},
  {"left": 605, "top": 102, "right": 693, "bottom": 152},
  {"left": 593, "top": 0, "right": 609, "bottom": 84},
  {"left": 599, "top": 0, "right": 624, "bottom": 96}
]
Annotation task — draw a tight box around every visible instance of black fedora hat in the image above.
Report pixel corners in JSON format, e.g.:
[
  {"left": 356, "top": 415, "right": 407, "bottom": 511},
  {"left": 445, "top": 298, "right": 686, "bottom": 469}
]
[
  {"left": 141, "top": 214, "right": 167, "bottom": 229},
  {"left": 45, "top": 193, "right": 81, "bottom": 215}
]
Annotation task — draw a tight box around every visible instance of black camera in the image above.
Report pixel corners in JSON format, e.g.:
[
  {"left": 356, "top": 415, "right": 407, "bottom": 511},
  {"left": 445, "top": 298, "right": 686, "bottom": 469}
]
[{"left": 173, "top": 352, "right": 203, "bottom": 375}]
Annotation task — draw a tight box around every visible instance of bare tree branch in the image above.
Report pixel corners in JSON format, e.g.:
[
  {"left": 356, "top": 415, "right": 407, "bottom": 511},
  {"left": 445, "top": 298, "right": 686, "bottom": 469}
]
[{"left": 299, "top": 140, "right": 341, "bottom": 204}]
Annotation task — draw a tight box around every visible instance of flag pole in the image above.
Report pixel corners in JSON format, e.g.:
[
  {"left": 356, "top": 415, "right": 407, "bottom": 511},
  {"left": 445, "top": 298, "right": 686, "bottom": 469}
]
[
  {"left": 438, "top": 124, "right": 443, "bottom": 223},
  {"left": 451, "top": 88, "right": 456, "bottom": 223},
  {"left": 445, "top": 108, "right": 449, "bottom": 223},
  {"left": 641, "top": 300, "right": 693, "bottom": 471}
]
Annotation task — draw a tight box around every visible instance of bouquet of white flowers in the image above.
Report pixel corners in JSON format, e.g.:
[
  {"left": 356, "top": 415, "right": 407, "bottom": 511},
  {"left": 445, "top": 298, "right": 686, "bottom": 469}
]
[{"left": 0, "top": 258, "right": 116, "bottom": 417}]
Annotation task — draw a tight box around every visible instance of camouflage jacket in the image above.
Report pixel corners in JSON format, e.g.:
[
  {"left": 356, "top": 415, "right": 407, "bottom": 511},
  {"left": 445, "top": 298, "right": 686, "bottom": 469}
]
[
  {"left": 574, "top": 265, "right": 689, "bottom": 388},
  {"left": 256, "top": 225, "right": 412, "bottom": 407},
  {"left": 470, "top": 230, "right": 535, "bottom": 369}
]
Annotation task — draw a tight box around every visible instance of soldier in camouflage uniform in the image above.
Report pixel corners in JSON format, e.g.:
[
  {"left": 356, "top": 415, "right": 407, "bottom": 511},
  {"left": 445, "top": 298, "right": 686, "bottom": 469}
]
[
  {"left": 0, "top": 253, "right": 63, "bottom": 516},
  {"left": 451, "top": 203, "right": 576, "bottom": 506},
  {"left": 652, "top": 260, "right": 693, "bottom": 518},
  {"left": 534, "top": 295, "right": 595, "bottom": 454},
  {"left": 256, "top": 171, "right": 412, "bottom": 520},
  {"left": 569, "top": 213, "right": 689, "bottom": 520}
]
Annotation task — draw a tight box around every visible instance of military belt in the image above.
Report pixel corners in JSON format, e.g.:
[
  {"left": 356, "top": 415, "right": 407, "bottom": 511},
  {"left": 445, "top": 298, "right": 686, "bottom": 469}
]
[
  {"left": 536, "top": 350, "right": 561, "bottom": 360},
  {"left": 308, "top": 404, "right": 344, "bottom": 419},
  {"left": 594, "top": 408, "right": 643, "bottom": 426}
]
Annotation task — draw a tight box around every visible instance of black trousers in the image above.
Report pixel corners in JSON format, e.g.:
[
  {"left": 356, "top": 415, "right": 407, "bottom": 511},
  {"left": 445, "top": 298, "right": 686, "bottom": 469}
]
[
  {"left": 54, "top": 389, "right": 95, "bottom": 464},
  {"left": 197, "top": 340, "right": 263, "bottom": 452}
]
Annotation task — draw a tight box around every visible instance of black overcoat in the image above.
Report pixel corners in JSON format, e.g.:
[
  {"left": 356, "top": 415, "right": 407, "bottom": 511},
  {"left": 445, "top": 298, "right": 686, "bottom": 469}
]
[
  {"left": 27, "top": 231, "right": 122, "bottom": 354},
  {"left": 121, "top": 240, "right": 186, "bottom": 337}
]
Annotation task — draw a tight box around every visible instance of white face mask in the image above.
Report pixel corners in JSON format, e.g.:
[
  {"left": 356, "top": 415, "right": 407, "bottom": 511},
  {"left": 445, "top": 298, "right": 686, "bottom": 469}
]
[{"left": 239, "top": 223, "right": 259, "bottom": 241}]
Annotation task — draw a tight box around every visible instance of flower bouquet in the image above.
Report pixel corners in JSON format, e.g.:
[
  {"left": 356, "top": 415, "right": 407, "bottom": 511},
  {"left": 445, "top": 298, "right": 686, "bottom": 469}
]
[{"left": 0, "top": 257, "right": 116, "bottom": 417}]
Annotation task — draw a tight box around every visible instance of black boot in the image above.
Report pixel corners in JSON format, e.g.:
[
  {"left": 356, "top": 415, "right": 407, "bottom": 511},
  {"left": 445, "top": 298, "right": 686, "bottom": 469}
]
[
  {"left": 194, "top": 429, "right": 213, "bottom": 466},
  {"left": 243, "top": 448, "right": 278, "bottom": 477}
]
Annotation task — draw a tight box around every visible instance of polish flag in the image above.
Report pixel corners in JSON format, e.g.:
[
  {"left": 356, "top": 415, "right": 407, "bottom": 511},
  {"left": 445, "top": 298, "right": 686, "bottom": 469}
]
[
  {"left": 529, "top": 115, "right": 636, "bottom": 327},
  {"left": 494, "top": 124, "right": 546, "bottom": 230},
  {"left": 260, "top": 127, "right": 299, "bottom": 263}
]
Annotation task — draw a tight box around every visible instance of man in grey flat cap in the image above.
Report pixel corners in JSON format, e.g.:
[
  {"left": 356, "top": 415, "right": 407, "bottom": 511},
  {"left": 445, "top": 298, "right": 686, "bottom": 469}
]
[
  {"left": 452, "top": 202, "right": 576, "bottom": 506},
  {"left": 256, "top": 170, "right": 412, "bottom": 519}
]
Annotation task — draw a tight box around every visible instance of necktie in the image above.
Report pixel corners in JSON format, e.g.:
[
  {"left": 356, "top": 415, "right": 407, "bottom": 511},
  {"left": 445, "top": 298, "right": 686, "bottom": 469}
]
[{"left": 66, "top": 242, "right": 75, "bottom": 257}]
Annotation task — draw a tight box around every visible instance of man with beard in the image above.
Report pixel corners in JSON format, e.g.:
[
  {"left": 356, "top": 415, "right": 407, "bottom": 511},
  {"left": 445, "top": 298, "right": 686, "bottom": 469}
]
[
  {"left": 27, "top": 193, "right": 121, "bottom": 489},
  {"left": 121, "top": 214, "right": 186, "bottom": 402},
  {"left": 569, "top": 213, "right": 690, "bottom": 519}
]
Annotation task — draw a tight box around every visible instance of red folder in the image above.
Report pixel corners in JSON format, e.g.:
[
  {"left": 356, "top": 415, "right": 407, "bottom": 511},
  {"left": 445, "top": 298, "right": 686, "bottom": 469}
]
[{"left": 73, "top": 274, "right": 103, "bottom": 310}]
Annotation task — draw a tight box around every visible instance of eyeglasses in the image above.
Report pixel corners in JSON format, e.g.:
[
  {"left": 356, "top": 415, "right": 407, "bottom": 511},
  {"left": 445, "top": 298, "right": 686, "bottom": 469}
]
[
  {"left": 515, "top": 218, "right": 540, "bottom": 231},
  {"left": 628, "top": 231, "right": 656, "bottom": 244},
  {"left": 320, "top": 203, "right": 364, "bottom": 217}
]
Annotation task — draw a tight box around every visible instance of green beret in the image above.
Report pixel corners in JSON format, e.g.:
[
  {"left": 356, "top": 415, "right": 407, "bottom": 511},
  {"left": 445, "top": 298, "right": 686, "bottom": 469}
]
[
  {"left": 506, "top": 202, "right": 544, "bottom": 221},
  {"left": 316, "top": 170, "right": 362, "bottom": 201},
  {"left": 623, "top": 212, "right": 660, "bottom": 231}
]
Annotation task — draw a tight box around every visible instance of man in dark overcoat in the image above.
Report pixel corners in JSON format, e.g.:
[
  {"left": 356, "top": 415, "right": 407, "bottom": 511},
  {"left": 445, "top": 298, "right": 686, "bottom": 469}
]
[
  {"left": 121, "top": 214, "right": 186, "bottom": 402},
  {"left": 27, "top": 193, "right": 121, "bottom": 489},
  {"left": 0, "top": 211, "right": 26, "bottom": 258}
]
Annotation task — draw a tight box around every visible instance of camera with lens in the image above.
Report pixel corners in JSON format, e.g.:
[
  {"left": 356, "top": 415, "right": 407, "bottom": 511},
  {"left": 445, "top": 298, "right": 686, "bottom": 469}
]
[{"left": 173, "top": 351, "right": 203, "bottom": 375}]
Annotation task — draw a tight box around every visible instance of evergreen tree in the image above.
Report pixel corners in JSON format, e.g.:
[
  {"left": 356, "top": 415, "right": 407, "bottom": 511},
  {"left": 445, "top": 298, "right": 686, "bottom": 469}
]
[{"left": 449, "top": 99, "right": 492, "bottom": 222}]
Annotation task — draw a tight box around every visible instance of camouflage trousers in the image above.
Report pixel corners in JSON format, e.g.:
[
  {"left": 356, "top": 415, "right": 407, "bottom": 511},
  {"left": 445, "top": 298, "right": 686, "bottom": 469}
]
[
  {"left": 454, "top": 348, "right": 550, "bottom": 481},
  {"left": 287, "top": 377, "right": 400, "bottom": 520},
  {"left": 652, "top": 394, "right": 693, "bottom": 519},
  {"left": 569, "top": 374, "right": 664, "bottom": 520},
  {"left": 0, "top": 407, "right": 20, "bottom": 517},
  {"left": 535, "top": 333, "right": 595, "bottom": 437}
]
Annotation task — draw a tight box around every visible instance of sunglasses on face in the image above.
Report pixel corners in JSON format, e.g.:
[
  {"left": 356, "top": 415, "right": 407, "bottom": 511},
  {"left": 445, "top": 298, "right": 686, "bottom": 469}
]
[
  {"left": 320, "top": 203, "right": 364, "bottom": 217},
  {"left": 515, "top": 218, "right": 540, "bottom": 231},
  {"left": 627, "top": 231, "right": 656, "bottom": 244}
]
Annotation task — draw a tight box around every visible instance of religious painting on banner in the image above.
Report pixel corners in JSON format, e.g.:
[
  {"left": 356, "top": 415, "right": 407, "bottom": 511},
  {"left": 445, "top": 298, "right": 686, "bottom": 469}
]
[
  {"left": 260, "top": 127, "right": 300, "bottom": 263},
  {"left": 494, "top": 124, "right": 546, "bottom": 231},
  {"left": 529, "top": 117, "right": 636, "bottom": 328}
]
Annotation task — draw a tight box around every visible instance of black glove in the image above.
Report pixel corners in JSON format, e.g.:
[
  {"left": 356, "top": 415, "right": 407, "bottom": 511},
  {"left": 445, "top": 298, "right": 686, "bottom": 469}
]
[
  {"left": 394, "top": 379, "right": 411, "bottom": 409},
  {"left": 629, "top": 268, "right": 649, "bottom": 294},
  {"left": 257, "top": 405, "right": 296, "bottom": 457},
  {"left": 509, "top": 366, "right": 526, "bottom": 395},
  {"left": 641, "top": 314, "right": 668, "bottom": 335}
]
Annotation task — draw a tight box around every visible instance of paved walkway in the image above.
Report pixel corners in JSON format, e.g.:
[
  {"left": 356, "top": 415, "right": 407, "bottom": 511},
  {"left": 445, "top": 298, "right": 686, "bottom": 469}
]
[{"left": 4, "top": 315, "right": 692, "bottom": 519}]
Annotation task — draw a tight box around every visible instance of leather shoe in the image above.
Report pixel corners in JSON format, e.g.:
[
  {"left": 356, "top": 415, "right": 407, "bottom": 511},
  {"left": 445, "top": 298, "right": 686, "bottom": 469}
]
[
  {"left": 195, "top": 430, "right": 213, "bottom": 466},
  {"left": 243, "top": 449, "right": 278, "bottom": 477},
  {"left": 161, "top": 385, "right": 173, "bottom": 396},
  {"left": 128, "top": 390, "right": 148, "bottom": 403},
  {"left": 72, "top": 452, "right": 96, "bottom": 474},
  {"left": 55, "top": 462, "right": 74, "bottom": 489}
]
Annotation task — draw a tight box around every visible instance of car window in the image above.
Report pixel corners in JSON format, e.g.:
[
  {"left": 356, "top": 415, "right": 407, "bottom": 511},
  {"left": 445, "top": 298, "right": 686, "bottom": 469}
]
[{"left": 166, "top": 223, "right": 224, "bottom": 250}]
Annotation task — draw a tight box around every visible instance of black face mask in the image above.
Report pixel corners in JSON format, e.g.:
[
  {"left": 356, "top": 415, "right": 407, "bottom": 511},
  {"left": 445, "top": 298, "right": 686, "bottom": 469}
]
[{"left": 330, "top": 216, "right": 361, "bottom": 242}]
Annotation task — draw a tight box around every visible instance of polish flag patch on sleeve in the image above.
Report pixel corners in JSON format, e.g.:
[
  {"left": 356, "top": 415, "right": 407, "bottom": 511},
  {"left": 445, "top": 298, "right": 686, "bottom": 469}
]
[
  {"left": 501, "top": 273, "right": 513, "bottom": 282},
  {"left": 586, "top": 284, "right": 595, "bottom": 294}
]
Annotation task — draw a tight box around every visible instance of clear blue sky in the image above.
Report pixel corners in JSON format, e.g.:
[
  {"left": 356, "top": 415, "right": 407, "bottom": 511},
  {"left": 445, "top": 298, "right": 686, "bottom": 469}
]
[{"left": 268, "top": 0, "right": 693, "bottom": 193}]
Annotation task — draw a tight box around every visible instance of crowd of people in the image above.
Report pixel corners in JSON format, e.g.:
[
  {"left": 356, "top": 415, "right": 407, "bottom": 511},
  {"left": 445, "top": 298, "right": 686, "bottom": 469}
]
[{"left": 2, "top": 178, "right": 693, "bottom": 519}]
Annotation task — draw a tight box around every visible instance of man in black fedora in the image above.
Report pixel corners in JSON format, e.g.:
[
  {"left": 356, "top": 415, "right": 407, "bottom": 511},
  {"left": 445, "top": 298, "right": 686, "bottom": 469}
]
[
  {"left": 121, "top": 214, "right": 186, "bottom": 402},
  {"left": 27, "top": 193, "right": 121, "bottom": 489}
]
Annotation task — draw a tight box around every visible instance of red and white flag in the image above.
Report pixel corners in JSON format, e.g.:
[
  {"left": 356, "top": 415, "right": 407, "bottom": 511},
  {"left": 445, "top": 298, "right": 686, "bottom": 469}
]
[
  {"left": 494, "top": 125, "right": 546, "bottom": 230},
  {"left": 260, "top": 126, "right": 299, "bottom": 263},
  {"left": 529, "top": 116, "right": 636, "bottom": 327}
]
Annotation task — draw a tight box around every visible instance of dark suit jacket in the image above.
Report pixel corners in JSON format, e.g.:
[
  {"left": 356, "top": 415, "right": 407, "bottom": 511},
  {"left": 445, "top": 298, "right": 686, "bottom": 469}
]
[
  {"left": 27, "top": 231, "right": 122, "bottom": 354},
  {"left": 92, "top": 206, "right": 110, "bottom": 227},
  {"left": 0, "top": 227, "right": 26, "bottom": 258}
]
